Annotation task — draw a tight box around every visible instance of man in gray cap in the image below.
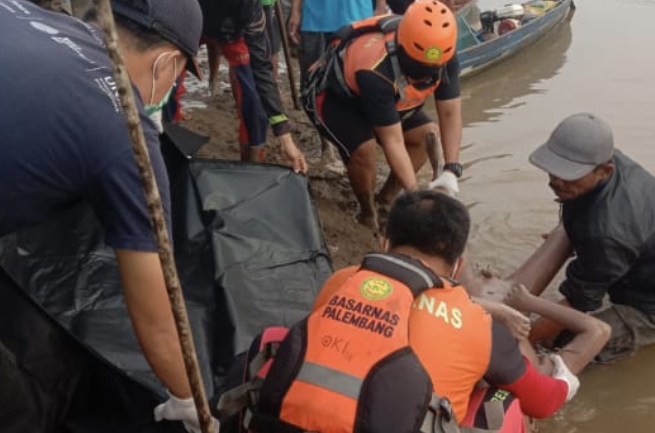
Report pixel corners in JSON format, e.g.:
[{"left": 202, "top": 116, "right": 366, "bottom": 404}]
[
  {"left": 529, "top": 112, "right": 655, "bottom": 362},
  {"left": 0, "top": 0, "right": 217, "bottom": 431}
]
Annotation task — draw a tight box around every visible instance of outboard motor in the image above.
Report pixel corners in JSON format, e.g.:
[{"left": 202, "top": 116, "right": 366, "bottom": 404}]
[{"left": 479, "top": 10, "right": 497, "bottom": 34}]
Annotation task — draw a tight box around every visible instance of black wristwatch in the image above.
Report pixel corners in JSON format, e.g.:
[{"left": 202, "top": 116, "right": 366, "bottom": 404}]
[{"left": 443, "top": 162, "right": 463, "bottom": 179}]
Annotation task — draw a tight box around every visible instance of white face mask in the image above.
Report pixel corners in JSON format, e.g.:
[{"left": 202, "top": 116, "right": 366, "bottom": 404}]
[{"left": 145, "top": 51, "right": 178, "bottom": 116}]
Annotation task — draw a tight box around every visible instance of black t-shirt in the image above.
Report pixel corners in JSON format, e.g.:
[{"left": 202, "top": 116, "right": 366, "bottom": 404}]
[
  {"left": 484, "top": 319, "right": 526, "bottom": 385},
  {"left": 0, "top": 1, "right": 170, "bottom": 251},
  {"left": 353, "top": 54, "right": 461, "bottom": 127}
]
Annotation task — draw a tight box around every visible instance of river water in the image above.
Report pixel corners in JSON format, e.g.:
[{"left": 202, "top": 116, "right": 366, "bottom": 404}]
[{"left": 446, "top": 0, "right": 655, "bottom": 431}]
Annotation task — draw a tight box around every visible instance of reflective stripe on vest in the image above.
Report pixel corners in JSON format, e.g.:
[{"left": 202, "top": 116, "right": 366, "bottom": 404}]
[
  {"left": 297, "top": 361, "right": 459, "bottom": 433},
  {"left": 296, "top": 361, "right": 362, "bottom": 400},
  {"left": 278, "top": 254, "right": 439, "bottom": 433}
]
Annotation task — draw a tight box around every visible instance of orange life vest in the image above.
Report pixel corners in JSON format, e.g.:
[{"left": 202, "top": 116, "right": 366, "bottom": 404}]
[
  {"left": 342, "top": 31, "right": 440, "bottom": 112},
  {"left": 248, "top": 253, "right": 473, "bottom": 433},
  {"left": 303, "top": 15, "right": 441, "bottom": 117}
]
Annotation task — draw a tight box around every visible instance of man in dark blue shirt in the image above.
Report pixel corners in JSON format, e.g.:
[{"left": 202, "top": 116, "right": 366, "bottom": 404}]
[
  {"left": 530, "top": 113, "right": 655, "bottom": 362},
  {"left": 0, "top": 1, "right": 217, "bottom": 431}
]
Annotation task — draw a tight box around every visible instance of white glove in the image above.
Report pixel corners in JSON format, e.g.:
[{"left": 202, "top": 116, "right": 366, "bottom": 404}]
[
  {"left": 428, "top": 171, "right": 460, "bottom": 197},
  {"left": 550, "top": 354, "right": 580, "bottom": 402},
  {"left": 154, "top": 393, "right": 220, "bottom": 433}
]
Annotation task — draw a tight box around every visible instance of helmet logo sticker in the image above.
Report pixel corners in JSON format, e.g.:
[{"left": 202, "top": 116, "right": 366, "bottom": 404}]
[
  {"left": 425, "top": 47, "right": 443, "bottom": 62},
  {"left": 360, "top": 278, "right": 393, "bottom": 301}
]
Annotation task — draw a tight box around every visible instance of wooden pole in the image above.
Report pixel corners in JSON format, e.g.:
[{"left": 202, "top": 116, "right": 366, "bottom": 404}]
[
  {"left": 92, "top": 1, "right": 215, "bottom": 432},
  {"left": 275, "top": 0, "right": 300, "bottom": 110}
]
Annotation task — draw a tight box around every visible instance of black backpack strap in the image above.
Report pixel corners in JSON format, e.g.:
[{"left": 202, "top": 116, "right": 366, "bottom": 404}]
[
  {"left": 360, "top": 253, "right": 443, "bottom": 297},
  {"left": 248, "top": 340, "right": 282, "bottom": 378},
  {"left": 420, "top": 394, "right": 461, "bottom": 433},
  {"left": 216, "top": 376, "right": 265, "bottom": 422}
]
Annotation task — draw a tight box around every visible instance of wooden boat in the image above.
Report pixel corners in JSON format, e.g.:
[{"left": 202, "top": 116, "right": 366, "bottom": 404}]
[{"left": 457, "top": 0, "right": 576, "bottom": 78}]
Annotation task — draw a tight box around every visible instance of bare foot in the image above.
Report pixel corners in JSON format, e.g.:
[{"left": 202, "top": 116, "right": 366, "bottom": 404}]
[{"left": 355, "top": 211, "right": 379, "bottom": 231}]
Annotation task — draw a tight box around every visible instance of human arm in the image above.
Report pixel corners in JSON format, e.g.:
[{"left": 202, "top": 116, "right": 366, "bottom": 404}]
[
  {"left": 429, "top": 57, "right": 462, "bottom": 195},
  {"left": 485, "top": 320, "right": 571, "bottom": 417},
  {"left": 505, "top": 284, "right": 611, "bottom": 374},
  {"left": 241, "top": 1, "right": 308, "bottom": 173},
  {"left": 508, "top": 223, "right": 573, "bottom": 297},
  {"left": 87, "top": 117, "right": 219, "bottom": 430},
  {"left": 435, "top": 98, "right": 462, "bottom": 166},
  {"left": 472, "top": 297, "right": 531, "bottom": 341},
  {"left": 374, "top": 0, "right": 388, "bottom": 15},
  {"left": 434, "top": 57, "right": 462, "bottom": 166},
  {"left": 116, "top": 250, "right": 191, "bottom": 398},
  {"left": 288, "top": 0, "right": 303, "bottom": 44}
]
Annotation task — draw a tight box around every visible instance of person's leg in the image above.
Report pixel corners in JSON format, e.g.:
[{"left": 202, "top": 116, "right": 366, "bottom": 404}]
[
  {"left": 221, "top": 39, "right": 269, "bottom": 162},
  {"left": 588, "top": 304, "right": 655, "bottom": 363},
  {"left": 204, "top": 38, "right": 222, "bottom": 95},
  {"left": 319, "top": 93, "right": 379, "bottom": 229},
  {"left": 376, "top": 111, "right": 436, "bottom": 206},
  {"left": 347, "top": 141, "right": 380, "bottom": 229},
  {"left": 299, "top": 32, "right": 327, "bottom": 91}
]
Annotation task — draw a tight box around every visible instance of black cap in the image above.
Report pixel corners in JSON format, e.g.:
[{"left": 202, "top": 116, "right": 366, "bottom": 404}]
[{"left": 111, "top": 0, "right": 203, "bottom": 78}]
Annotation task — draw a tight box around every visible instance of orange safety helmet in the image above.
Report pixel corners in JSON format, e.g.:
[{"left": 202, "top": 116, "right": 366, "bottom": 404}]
[{"left": 396, "top": 0, "right": 457, "bottom": 66}]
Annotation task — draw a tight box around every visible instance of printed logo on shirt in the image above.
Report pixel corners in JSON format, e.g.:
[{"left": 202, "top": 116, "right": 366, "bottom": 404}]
[
  {"left": 360, "top": 278, "right": 393, "bottom": 301},
  {"left": 0, "top": 2, "right": 16, "bottom": 13},
  {"left": 30, "top": 21, "right": 59, "bottom": 35},
  {"left": 51, "top": 36, "right": 99, "bottom": 68},
  {"left": 95, "top": 76, "right": 121, "bottom": 113},
  {"left": 8, "top": 0, "right": 30, "bottom": 14}
]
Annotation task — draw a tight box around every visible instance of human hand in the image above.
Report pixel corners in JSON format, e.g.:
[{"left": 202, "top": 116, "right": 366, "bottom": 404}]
[
  {"left": 154, "top": 393, "right": 220, "bottom": 433},
  {"left": 495, "top": 303, "right": 531, "bottom": 341},
  {"left": 288, "top": 12, "right": 301, "bottom": 45},
  {"left": 374, "top": 5, "right": 387, "bottom": 15},
  {"left": 278, "top": 133, "right": 308, "bottom": 174},
  {"left": 428, "top": 171, "right": 459, "bottom": 196},
  {"left": 550, "top": 353, "right": 580, "bottom": 402},
  {"left": 503, "top": 283, "right": 532, "bottom": 313}
]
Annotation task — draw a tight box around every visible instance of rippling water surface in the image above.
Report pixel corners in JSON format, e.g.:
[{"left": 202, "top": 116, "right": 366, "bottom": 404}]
[{"left": 430, "top": 0, "right": 655, "bottom": 431}]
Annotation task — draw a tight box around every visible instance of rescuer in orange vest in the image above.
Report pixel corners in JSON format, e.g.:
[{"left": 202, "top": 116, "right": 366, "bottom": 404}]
[
  {"left": 248, "top": 191, "right": 580, "bottom": 433},
  {"left": 303, "top": 0, "right": 464, "bottom": 231}
]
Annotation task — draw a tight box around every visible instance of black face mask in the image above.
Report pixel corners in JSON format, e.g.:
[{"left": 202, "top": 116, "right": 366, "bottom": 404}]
[{"left": 397, "top": 45, "right": 443, "bottom": 88}]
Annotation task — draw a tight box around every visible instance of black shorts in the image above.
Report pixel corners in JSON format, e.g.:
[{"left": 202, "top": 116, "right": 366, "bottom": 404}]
[
  {"left": 263, "top": 5, "right": 281, "bottom": 55},
  {"left": 317, "top": 92, "right": 433, "bottom": 163}
]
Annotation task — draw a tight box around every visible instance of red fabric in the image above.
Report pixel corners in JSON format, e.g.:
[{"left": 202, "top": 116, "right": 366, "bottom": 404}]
[
  {"left": 256, "top": 327, "right": 289, "bottom": 378},
  {"left": 316, "top": 91, "right": 326, "bottom": 120},
  {"left": 221, "top": 38, "right": 251, "bottom": 67},
  {"left": 502, "top": 357, "right": 567, "bottom": 419},
  {"left": 173, "top": 71, "right": 187, "bottom": 123}
]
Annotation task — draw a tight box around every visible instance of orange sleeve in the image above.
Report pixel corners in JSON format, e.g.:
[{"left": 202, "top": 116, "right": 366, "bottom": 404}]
[{"left": 311, "top": 266, "right": 358, "bottom": 311}]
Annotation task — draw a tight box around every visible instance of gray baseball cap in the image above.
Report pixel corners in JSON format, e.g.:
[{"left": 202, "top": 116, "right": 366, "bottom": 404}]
[
  {"left": 111, "top": 0, "right": 203, "bottom": 78},
  {"left": 529, "top": 113, "right": 614, "bottom": 181}
]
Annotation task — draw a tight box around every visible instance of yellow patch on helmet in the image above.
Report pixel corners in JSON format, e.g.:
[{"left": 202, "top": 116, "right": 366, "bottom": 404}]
[{"left": 425, "top": 47, "right": 443, "bottom": 62}]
